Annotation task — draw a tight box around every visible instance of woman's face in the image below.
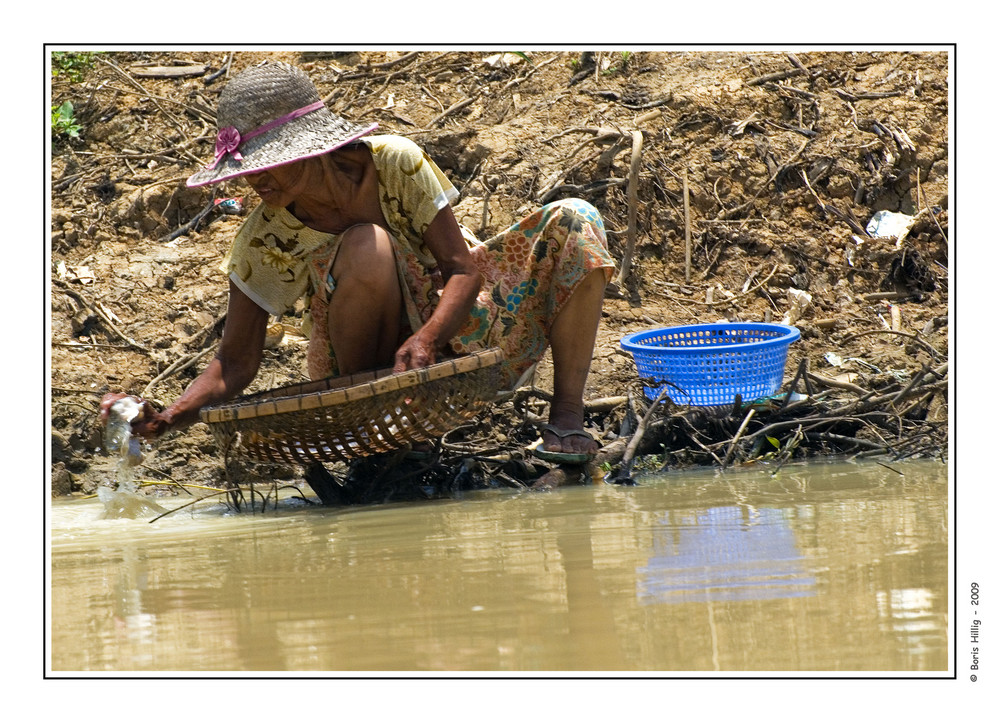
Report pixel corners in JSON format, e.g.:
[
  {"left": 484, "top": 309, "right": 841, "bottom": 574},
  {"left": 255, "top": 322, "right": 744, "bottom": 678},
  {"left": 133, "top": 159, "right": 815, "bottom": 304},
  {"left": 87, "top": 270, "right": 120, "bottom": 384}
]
[{"left": 242, "top": 160, "right": 312, "bottom": 209}]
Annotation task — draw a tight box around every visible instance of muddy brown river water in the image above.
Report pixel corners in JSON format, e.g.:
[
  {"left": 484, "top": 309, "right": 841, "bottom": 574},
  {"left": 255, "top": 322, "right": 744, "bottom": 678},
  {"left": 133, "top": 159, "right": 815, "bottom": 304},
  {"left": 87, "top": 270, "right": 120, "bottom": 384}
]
[{"left": 48, "top": 459, "right": 949, "bottom": 674}]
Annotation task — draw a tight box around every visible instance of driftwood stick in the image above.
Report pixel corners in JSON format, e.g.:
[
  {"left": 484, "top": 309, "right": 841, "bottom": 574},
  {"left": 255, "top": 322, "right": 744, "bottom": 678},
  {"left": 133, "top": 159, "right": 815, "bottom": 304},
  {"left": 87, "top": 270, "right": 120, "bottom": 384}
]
[
  {"left": 368, "top": 50, "right": 422, "bottom": 70},
  {"left": 891, "top": 368, "right": 928, "bottom": 406},
  {"left": 769, "top": 424, "right": 804, "bottom": 475},
  {"left": 159, "top": 200, "right": 216, "bottom": 243},
  {"left": 592, "top": 438, "right": 629, "bottom": 470},
  {"left": 536, "top": 147, "right": 604, "bottom": 203},
  {"left": 737, "top": 415, "right": 881, "bottom": 446},
  {"left": 786, "top": 53, "right": 812, "bottom": 77},
  {"left": 149, "top": 489, "right": 230, "bottom": 523},
  {"left": 532, "top": 466, "right": 583, "bottom": 490},
  {"left": 803, "top": 431, "right": 889, "bottom": 452},
  {"left": 722, "top": 408, "right": 756, "bottom": 468},
  {"left": 897, "top": 391, "right": 937, "bottom": 419},
  {"left": 861, "top": 380, "right": 947, "bottom": 411},
  {"left": 426, "top": 93, "right": 480, "bottom": 128},
  {"left": 615, "top": 387, "right": 670, "bottom": 481},
  {"left": 746, "top": 68, "right": 806, "bottom": 86},
  {"left": 779, "top": 358, "right": 809, "bottom": 412},
  {"left": 500, "top": 54, "right": 560, "bottom": 93},
  {"left": 807, "top": 371, "right": 869, "bottom": 396},
  {"left": 679, "top": 417, "right": 726, "bottom": 466},
  {"left": 821, "top": 202, "right": 870, "bottom": 237},
  {"left": 204, "top": 53, "right": 232, "bottom": 84}
]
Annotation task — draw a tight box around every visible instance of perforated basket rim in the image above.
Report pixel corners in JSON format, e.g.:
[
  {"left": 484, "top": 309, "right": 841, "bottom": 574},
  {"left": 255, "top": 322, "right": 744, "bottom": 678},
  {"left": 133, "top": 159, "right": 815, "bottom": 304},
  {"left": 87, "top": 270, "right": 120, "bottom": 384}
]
[
  {"left": 620, "top": 323, "right": 800, "bottom": 354},
  {"left": 200, "top": 348, "right": 504, "bottom": 425}
]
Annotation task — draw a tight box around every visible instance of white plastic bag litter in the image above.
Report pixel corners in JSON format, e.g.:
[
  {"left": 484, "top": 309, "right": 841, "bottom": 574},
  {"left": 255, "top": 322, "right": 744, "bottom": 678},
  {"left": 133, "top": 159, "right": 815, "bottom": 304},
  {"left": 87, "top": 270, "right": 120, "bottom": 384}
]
[
  {"left": 824, "top": 351, "right": 845, "bottom": 367},
  {"left": 782, "top": 288, "right": 812, "bottom": 325},
  {"left": 866, "top": 210, "right": 917, "bottom": 246}
]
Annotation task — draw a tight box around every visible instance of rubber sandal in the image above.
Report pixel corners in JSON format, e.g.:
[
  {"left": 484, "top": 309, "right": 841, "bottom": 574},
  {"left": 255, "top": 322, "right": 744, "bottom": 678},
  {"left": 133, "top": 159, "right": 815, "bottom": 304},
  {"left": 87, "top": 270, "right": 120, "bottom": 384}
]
[{"left": 527, "top": 424, "right": 597, "bottom": 465}]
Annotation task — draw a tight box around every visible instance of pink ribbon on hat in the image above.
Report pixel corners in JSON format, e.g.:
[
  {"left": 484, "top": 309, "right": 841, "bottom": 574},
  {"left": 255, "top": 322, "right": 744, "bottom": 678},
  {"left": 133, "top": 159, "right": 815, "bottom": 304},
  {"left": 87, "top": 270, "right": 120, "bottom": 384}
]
[
  {"left": 206, "top": 100, "right": 326, "bottom": 170},
  {"left": 211, "top": 126, "right": 243, "bottom": 167}
]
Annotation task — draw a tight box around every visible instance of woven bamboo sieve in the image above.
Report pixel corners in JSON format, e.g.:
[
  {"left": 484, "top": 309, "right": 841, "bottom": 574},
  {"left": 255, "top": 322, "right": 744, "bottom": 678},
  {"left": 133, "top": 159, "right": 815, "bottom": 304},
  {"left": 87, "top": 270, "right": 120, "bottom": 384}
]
[{"left": 200, "top": 348, "right": 504, "bottom": 464}]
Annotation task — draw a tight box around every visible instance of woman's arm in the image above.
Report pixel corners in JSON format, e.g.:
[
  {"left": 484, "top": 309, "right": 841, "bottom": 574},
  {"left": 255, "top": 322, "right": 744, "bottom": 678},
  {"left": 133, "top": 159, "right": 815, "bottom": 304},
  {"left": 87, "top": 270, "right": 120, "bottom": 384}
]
[
  {"left": 101, "top": 280, "right": 269, "bottom": 438},
  {"left": 392, "top": 206, "right": 482, "bottom": 372}
]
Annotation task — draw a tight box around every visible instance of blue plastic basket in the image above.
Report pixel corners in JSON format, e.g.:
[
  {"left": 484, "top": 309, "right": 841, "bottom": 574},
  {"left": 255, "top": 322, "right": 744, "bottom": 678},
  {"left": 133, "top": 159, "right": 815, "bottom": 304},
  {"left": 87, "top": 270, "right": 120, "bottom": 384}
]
[{"left": 620, "top": 323, "right": 800, "bottom": 406}]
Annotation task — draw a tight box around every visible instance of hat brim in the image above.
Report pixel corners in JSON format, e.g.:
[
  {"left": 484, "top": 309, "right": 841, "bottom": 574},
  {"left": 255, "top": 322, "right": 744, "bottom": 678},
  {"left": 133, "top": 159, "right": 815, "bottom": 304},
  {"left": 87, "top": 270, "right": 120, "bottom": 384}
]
[{"left": 186, "top": 109, "right": 378, "bottom": 188}]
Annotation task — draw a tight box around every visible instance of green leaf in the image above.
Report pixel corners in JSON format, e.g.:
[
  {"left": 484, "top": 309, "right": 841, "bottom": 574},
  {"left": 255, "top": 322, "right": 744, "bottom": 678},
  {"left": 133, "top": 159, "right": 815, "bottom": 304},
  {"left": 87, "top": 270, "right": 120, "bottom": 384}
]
[
  {"left": 51, "top": 101, "right": 82, "bottom": 138},
  {"left": 766, "top": 436, "right": 781, "bottom": 450}
]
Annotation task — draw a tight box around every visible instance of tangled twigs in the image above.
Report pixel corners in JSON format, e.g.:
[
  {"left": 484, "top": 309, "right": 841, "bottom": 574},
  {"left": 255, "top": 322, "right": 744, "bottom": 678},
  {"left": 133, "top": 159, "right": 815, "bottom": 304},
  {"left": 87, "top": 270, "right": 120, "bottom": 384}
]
[
  {"left": 612, "top": 386, "right": 669, "bottom": 483},
  {"left": 142, "top": 343, "right": 218, "bottom": 398},
  {"left": 769, "top": 424, "right": 804, "bottom": 475},
  {"left": 621, "top": 355, "right": 947, "bottom": 470},
  {"left": 499, "top": 54, "right": 561, "bottom": 93},
  {"left": 95, "top": 55, "right": 188, "bottom": 135},
  {"left": 658, "top": 264, "right": 779, "bottom": 309},
  {"left": 840, "top": 328, "right": 944, "bottom": 360},
  {"left": 717, "top": 139, "right": 809, "bottom": 223},
  {"left": 148, "top": 488, "right": 231, "bottom": 523},
  {"left": 53, "top": 278, "right": 149, "bottom": 352}
]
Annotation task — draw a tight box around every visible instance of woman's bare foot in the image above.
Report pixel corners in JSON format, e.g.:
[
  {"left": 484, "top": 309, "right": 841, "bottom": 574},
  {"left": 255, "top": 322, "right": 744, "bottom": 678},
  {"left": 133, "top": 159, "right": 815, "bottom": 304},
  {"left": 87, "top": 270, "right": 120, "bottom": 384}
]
[
  {"left": 542, "top": 401, "right": 598, "bottom": 456},
  {"left": 542, "top": 268, "right": 607, "bottom": 456}
]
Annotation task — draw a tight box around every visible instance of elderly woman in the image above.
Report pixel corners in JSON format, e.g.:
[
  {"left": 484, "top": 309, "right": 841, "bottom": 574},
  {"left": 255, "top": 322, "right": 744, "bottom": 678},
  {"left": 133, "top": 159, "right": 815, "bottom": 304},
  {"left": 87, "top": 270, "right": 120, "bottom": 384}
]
[{"left": 102, "top": 60, "right": 615, "bottom": 464}]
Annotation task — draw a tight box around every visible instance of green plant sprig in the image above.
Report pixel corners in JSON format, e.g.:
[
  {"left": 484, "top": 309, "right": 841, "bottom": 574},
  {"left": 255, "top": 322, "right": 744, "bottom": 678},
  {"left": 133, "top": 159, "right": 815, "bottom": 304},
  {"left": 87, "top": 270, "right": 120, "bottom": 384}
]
[{"left": 51, "top": 101, "right": 82, "bottom": 139}]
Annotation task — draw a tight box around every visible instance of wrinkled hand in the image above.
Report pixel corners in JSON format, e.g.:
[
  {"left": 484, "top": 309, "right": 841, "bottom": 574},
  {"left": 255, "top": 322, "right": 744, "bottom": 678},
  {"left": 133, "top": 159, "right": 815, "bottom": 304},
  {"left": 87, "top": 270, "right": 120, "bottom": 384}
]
[
  {"left": 392, "top": 332, "right": 439, "bottom": 373},
  {"left": 99, "top": 393, "right": 170, "bottom": 440}
]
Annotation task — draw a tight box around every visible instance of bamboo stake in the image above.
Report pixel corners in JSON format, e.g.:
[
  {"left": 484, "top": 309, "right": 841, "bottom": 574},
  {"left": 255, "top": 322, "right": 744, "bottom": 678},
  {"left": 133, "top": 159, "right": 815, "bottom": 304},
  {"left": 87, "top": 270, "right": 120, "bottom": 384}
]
[
  {"left": 683, "top": 168, "right": 692, "bottom": 283},
  {"left": 614, "top": 130, "right": 643, "bottom": 287}
]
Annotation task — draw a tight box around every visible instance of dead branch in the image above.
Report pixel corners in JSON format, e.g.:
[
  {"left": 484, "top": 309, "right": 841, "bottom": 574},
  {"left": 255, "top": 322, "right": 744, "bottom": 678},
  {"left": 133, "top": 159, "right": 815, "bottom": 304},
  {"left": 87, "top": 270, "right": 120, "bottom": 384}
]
[
  {"left": 746, "top": 68, "right": 807, "bottom": 86},
  {"left": 614, "top": 130, "right": 644, "bottom": 287},
  {"left": 840, "top": 328, "right": 944, "bottom": 360},
  {"left": 142, "top": 343, "right": 218, "bottom": 398},
  {"left": 53, "top": 279, "right": 149, "bottom": 352},
  {"left": 722, "top": 408, "right": 756, "bottom": 468},
  {"left": 658, "top": 264, "right": 779, "bottom": 308}
]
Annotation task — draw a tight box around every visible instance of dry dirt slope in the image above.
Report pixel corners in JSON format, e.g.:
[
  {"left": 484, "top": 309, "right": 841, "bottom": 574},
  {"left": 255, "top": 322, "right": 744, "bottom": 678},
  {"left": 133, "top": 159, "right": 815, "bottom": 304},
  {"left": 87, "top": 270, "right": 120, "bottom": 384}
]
[{"left": 49, "top": 49, "right": 949, "bottom": 494}]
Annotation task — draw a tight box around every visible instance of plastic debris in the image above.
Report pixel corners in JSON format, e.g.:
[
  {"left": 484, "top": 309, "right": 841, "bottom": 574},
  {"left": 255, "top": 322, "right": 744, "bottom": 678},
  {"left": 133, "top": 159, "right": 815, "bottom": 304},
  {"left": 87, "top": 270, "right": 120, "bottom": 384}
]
[
  {"left": 105, "top": 397, "right": 144, "bottom": 467},
  {"left": 782, "top": 288, "right": 812, "bottom": 325},
  {"left": 824, "top": 352, "right": 845, "bottom": 367},
  {"left": 214, "top": 197, "right": 244, "bottom": 215},
  {"left": 866, "top": 210, "right": 916, "bottom": 244},
  {"left": 483, "top": 52, "right": 526, "bottom": 68},
  {"left": 847, "top": 235, "right": 866, "bottom": 266},
  {"left": 58, "top": 263, "right": 95, "bottom": 284},
  {"left": 823, "top": 352, "right": 880, "bottom": 373}
]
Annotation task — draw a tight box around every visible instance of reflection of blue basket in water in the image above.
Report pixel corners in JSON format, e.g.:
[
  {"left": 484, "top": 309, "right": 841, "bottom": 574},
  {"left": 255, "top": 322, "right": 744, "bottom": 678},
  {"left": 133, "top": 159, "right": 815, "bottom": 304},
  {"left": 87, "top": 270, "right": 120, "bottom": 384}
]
[
  {"left": 637, "top": 506, "right": 816, "bottom": 604},
  {"left": 620, "top": 323, "right": 800, "bottom": 405}
]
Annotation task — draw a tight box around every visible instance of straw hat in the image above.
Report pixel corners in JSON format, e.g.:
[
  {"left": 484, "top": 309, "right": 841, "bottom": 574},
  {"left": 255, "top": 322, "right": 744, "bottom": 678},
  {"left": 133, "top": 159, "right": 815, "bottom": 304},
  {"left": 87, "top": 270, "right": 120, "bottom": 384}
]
[{"left": 186, "top": 61, "right": 378, "bottom": 188}]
